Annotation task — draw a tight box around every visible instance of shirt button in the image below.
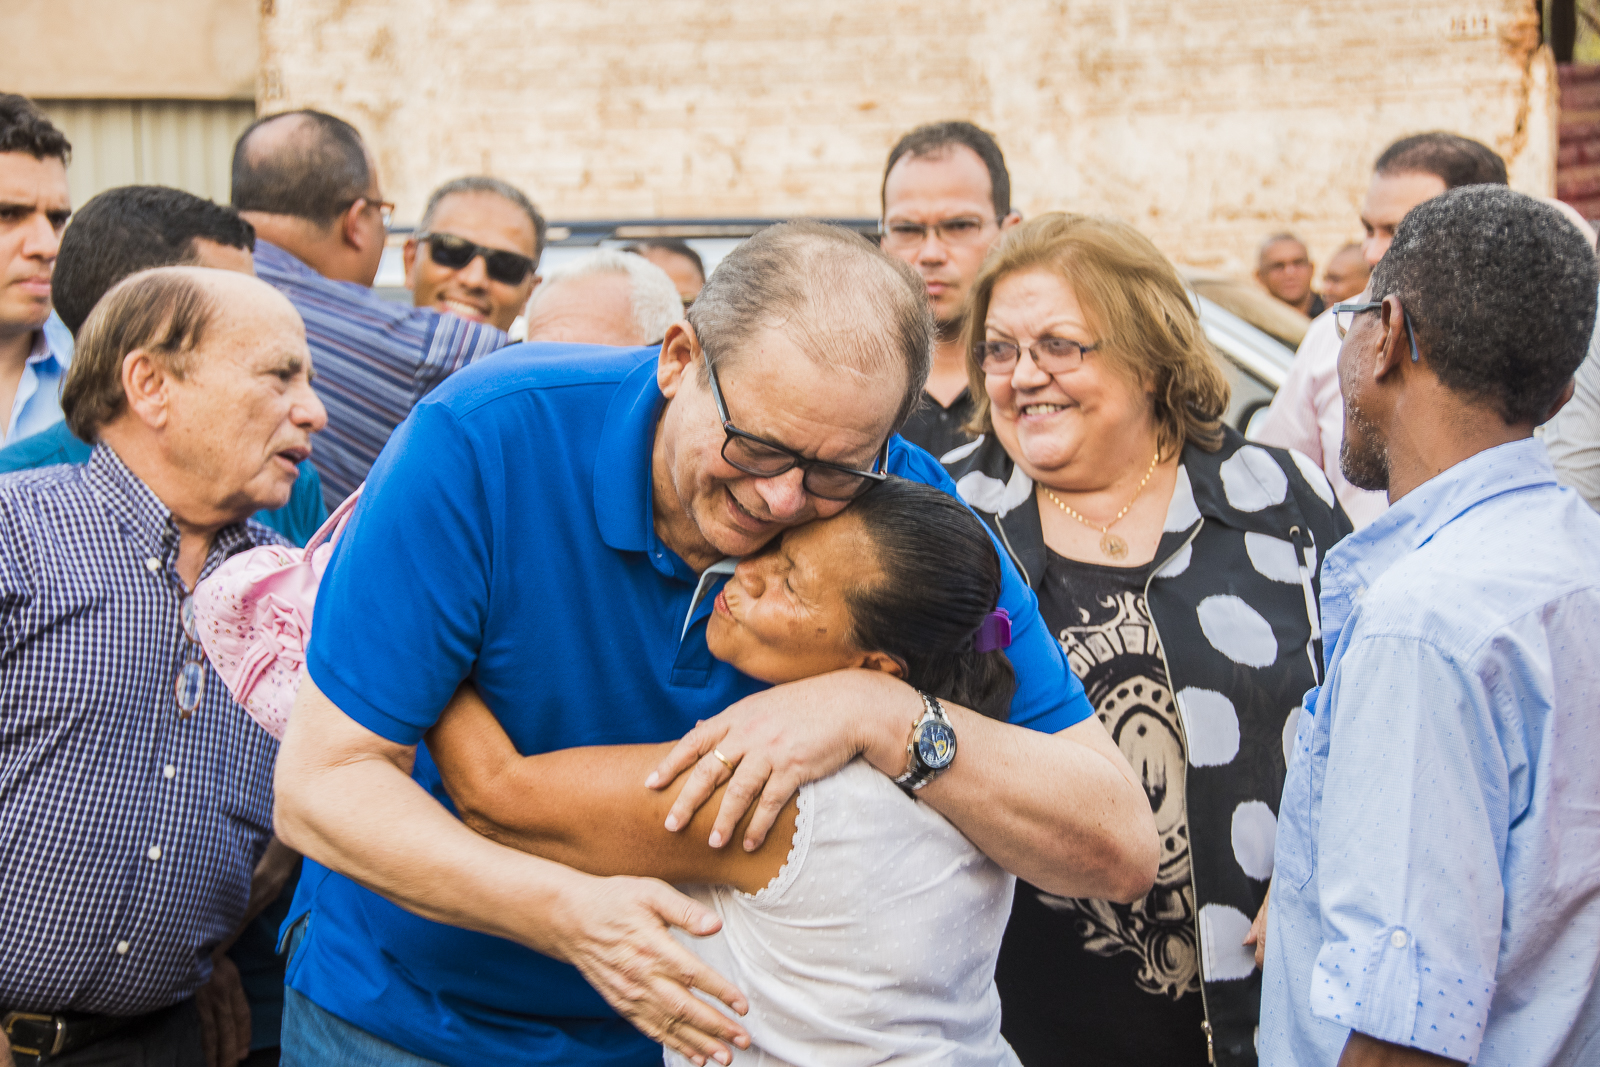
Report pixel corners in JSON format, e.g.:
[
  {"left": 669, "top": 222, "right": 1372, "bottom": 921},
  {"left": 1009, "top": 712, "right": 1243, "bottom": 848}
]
[
  {"left": 144, "top": 557, "right": 161, "bottom": 572},
  {"left": 115, "top": 940, "right": 130, "bottom": 955},
  {"left": 163, "top": 764, "right": 176, "bottom": 779},
  {"left": 147, "top": 846, "right": 162, "bottom": 861},
  {"left": 1390, "top": 929, "right": 1408, "bottom": 948}
]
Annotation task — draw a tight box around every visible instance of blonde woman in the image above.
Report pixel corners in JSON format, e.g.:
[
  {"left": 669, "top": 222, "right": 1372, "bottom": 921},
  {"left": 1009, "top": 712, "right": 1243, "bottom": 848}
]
[{"left": 942, "top": 213, "right": 1349, "bottom": 1066}]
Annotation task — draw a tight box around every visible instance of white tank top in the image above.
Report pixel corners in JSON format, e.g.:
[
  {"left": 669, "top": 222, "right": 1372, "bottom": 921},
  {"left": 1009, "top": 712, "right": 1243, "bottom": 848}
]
[{"left": 665, "top": 760, "right": 1020, "bottom": 1067}]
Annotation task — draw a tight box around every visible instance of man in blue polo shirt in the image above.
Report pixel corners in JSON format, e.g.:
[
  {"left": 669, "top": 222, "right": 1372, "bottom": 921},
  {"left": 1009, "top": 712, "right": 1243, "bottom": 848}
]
[{"left": 273, "top": 222, "right": 1159, "bottom": 1067}]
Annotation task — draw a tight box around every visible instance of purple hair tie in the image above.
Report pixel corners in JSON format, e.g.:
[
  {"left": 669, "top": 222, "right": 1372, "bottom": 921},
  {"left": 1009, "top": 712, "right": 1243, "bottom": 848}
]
[{"left": 973, "top": 608, "right": 1012, "bottom": 653}]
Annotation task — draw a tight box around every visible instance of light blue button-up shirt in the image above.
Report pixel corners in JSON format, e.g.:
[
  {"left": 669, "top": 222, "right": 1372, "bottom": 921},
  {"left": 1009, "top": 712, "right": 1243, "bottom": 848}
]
[
  {"left": 3, "top": 313, "right": 73, "bottom": 446},
  {"left": 1259, "top": 437, "right": 1600, "bottom": 1066}
]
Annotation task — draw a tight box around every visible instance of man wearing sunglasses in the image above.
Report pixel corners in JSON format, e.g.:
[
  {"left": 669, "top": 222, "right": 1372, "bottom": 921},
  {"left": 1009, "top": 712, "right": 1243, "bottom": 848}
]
[
  {"left": 233, "top": 112, "right": 508, "bottom": 511},
  {"left": 404, "top": 177, "right": 544, "bottom": 334},
  {"left": 272, "top": 221, "right": 1156, "bottom": 1067}
]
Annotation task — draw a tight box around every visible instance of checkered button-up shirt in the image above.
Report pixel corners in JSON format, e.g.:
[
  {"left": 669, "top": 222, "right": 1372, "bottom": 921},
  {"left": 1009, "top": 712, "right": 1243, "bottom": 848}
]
[
  {"left": 253, "top": 240, "right": 507, "bottom": 511},
  {"left": 0, "top": 446, "right": 283, "bottom": 1015}
]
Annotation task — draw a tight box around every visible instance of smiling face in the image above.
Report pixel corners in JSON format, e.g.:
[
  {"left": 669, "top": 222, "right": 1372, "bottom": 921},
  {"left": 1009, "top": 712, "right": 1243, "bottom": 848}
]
[
  {"left": 0, "top": 151, "right": 70, "bottom": 340},
  {"left": 652, "top": 323, "right": 903, "bottom": 567},
  {"left": 160, "top": 274, "right": 327, "bottom": 516},
  {"left": 982, "top": 268, "right": 1157, "bottom": 486},
  {"left": 405, "top": 190, "right": 539, "bottom": 332},
  {"left": 705, "top": 509, "right": 882, "bottom": 683}
]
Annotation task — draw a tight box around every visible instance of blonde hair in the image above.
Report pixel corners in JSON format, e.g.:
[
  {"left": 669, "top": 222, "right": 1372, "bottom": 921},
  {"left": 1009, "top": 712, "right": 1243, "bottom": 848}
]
[{"left": 963, "top": 213, "right": 1229, "bottom": 456}]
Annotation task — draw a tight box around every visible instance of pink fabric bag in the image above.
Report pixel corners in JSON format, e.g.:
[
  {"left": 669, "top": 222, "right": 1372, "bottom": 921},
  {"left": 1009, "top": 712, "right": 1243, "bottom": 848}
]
[{"left": 193, "top": 487, "right": 362, "bottom": 740}]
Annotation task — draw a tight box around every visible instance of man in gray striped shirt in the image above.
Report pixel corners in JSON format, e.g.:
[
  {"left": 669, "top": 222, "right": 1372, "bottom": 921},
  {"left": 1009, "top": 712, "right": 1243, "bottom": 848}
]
[{"left": 232, "top": 110, "right": 508, "bottom": 511}]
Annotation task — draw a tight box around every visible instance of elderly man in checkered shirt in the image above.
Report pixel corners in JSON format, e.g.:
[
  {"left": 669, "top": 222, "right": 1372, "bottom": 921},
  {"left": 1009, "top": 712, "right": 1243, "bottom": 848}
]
[{"left": 0, "top": 266, "right": 325, "bottom": 1066}]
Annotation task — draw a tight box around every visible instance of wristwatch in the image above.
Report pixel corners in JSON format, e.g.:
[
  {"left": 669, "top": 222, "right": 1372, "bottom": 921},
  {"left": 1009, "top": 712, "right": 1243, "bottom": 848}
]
[{"left": 893, "top": 691, "right": 957, "bottom": 796}]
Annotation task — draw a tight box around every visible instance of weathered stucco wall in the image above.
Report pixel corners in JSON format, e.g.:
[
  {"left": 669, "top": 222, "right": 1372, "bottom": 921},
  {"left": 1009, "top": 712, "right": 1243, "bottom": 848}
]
[
  {"left": 9, "top": 0, "right": 257, "bottom": 100},
  {"left": 261, "top": 0, "right": 1555, "bottom": 276}
]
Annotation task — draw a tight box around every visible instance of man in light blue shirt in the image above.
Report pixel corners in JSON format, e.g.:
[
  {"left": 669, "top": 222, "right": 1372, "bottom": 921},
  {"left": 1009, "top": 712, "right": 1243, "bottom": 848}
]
[
  {"left": 1261, "top": 186, "right": 1600, "bottom": 1065},
  {"left": 0, "top": 94, "right": 73, "bottom": 446}
]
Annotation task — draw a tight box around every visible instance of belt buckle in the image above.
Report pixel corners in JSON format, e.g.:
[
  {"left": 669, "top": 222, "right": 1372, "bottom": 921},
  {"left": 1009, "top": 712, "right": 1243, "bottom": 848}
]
[{"left": 2, "top": 1010, "right": 66, "bottom": 1057}]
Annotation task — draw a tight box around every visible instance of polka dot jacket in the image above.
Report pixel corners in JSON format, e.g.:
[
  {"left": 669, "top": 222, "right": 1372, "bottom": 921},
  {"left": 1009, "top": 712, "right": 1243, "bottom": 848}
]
[{"left": 943, "top": 425, "right": 1353, "bottom": 1067}]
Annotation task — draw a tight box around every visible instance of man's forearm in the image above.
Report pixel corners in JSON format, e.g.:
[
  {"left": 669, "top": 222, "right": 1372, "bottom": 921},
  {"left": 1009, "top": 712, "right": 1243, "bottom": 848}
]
[
  {"left": 1338, "top": 1031, "right": 1465, "bottom": 1066},
  {"left": 860, "top": 689, "right": 1157, "bottom": 901},
  {"left": 273, "top": 677, "right": 590, "bottom": 955}
]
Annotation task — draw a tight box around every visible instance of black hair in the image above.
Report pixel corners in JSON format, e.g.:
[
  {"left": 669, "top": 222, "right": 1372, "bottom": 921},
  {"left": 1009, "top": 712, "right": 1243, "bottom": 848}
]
[
  {"left": 1374, "top": 131, "right": 1507, "bottom": 189},
  {"left": 623, "top": 239, "right": 706, "bottom": 283},
  {"left": 845, "top": 477, "right": 1016, "bottom": 721},
  {"left": 0, "top": 93, "right": 70, "bottom": 163},
  {"left": 421, "top": 176, "right": 548, "bottom": 259},
  {"left": 882, "top": 121, "right": 1011, "bottom": 220},
  {"left": 231, "top": 109, "right": 371, "bottom": 226},
  {"left": 53, "top": 185, "right": 256, "bottom": 336},
  {"left": 1370, "top": 185, "right": 1598, "bottom": 424}
]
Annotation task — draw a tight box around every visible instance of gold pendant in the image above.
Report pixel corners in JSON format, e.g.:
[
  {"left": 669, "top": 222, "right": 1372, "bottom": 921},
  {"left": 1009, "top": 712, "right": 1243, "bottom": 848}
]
[{"left": 1099, "top": 532, "right": 1129, "bottom": 560}]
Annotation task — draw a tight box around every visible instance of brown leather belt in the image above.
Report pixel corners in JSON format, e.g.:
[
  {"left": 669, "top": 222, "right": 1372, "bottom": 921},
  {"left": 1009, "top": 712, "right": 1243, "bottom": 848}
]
[{"left": 2, "top": 1009, "right": 134, "bottom": 1063}]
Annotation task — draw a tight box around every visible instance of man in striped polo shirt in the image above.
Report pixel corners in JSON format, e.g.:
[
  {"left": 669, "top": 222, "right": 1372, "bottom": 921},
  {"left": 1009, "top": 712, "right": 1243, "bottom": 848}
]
[{"left": 232, "top": 110, "right": 508, "bottom": 511}]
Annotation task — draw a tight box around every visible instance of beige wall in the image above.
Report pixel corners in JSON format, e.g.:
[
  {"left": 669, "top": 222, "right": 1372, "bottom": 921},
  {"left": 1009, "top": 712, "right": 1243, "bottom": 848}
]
[
  {"left": 262, "top": 0, "right": 1555, "bottom": 277},
  {"left": 38, "top": 100, "right": 258, "bottom": 208},
  {"left": 7, "top": 0, "right": 258, "bottom": 100}
]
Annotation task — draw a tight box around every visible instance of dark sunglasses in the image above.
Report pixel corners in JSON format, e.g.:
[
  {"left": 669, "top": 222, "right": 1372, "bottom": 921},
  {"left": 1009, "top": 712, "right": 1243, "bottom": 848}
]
[
  {"left": 704, "top": 347, "right": 889, "bottom": 502},
  {"left": 418, "top": 232, "right": 537, "bottom": 286}
]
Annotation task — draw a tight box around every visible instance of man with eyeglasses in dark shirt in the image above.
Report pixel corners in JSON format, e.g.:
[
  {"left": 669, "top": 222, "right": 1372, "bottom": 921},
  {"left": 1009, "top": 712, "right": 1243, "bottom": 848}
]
[
  {"left": 405, "top": 177, "right": 545, "bottom": 334},
  {"left": 880, "top": 121, "right": 1020, "bottom": 460}
]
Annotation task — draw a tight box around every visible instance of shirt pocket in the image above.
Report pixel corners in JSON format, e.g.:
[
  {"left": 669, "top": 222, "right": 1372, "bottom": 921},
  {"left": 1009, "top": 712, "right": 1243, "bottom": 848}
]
[{"left": 1274, "top": 691, "right": 1324, "bottom": 891}]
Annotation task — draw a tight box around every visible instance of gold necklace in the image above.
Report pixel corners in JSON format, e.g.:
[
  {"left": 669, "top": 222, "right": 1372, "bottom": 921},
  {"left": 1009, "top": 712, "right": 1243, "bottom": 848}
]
[{"left": 1040, "top": 449, "right": 1161, "bottom": 561}]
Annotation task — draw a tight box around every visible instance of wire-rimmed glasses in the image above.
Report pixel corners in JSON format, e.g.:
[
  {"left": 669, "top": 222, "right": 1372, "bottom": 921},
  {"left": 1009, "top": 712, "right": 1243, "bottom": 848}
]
[
  {"left": 978, "top": 337, "right": 1100, "bottom": 375},
  {"left": 878, "top": 216, "right": 997, "bottom": 251},
  {"left": 175, "top": 595, "right": 205, "bottom": 719}
]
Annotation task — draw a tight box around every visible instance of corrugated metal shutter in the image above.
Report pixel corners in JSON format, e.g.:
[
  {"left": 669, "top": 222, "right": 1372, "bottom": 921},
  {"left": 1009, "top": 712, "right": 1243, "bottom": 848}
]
[{"left": 35, "top": 99, "right": 257, "bottom": 208}]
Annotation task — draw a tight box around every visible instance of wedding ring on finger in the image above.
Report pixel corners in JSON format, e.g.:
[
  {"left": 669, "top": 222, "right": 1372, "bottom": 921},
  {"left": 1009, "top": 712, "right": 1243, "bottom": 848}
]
[{"left": 711, "top": 748, "right": 737, "bottom": 772}]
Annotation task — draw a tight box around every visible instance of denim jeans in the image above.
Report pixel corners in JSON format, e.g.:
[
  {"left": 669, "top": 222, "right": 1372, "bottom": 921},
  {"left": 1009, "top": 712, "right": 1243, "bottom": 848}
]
[{"left": 277, "top": 919, "right": 446, "bottom": 1067}]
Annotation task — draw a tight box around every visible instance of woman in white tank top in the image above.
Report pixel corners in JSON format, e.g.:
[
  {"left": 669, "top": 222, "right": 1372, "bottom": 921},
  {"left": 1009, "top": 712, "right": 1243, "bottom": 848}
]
[{"left": 428, "top": 479, "right": 1023, "bottom": 1066}]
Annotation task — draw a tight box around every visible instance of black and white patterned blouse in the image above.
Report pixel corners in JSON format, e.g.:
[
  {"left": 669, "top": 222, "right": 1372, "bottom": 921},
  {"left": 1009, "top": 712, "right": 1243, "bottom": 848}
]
[
  {"left": 0, "top": 446, "right": 282, "bottom": 1015},
  {"left": 944, "top": 426, "right": 1352, "bottom": 1067}
]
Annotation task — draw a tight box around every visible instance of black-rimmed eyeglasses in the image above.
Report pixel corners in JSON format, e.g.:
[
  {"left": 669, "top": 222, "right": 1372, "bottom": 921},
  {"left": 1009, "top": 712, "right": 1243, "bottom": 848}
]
[
  {"left": 418, "top": 232, "right": 538, "bottom": 286},
  {"left": 704, "top": 352, "right": 889, "bottom": 501},
  {"left": 1331, "top": 301, "right": 1420, "bottom": 362}
]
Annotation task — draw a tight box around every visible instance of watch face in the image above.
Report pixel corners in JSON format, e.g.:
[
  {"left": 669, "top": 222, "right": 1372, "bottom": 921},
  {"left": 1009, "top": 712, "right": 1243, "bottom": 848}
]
[{"left": 916, "top": 719, "right": 957, "bottom": 770}]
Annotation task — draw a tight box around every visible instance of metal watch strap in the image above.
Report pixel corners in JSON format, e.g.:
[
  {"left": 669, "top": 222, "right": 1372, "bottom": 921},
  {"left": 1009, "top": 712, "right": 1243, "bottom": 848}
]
[{"left": 892, "top": 690, "right": 948, "bottom": 795}]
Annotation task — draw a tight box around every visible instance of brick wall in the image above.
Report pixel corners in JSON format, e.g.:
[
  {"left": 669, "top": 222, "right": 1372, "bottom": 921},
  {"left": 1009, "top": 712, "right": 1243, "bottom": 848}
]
[{"left": 262, "top": 0, "right": 1554, "bottom": 278}]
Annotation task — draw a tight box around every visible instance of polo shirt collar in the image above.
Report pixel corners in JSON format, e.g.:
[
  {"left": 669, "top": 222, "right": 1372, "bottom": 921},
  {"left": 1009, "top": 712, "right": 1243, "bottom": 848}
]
[{"left": 593, "top": 354, "right": 700, "bottom": 579}]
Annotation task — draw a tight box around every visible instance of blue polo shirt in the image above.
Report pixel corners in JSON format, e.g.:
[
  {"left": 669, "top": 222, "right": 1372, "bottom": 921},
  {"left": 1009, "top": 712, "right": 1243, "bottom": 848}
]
[{"left": 288, "top": 343, "right": 1091, "bottom": 1066}]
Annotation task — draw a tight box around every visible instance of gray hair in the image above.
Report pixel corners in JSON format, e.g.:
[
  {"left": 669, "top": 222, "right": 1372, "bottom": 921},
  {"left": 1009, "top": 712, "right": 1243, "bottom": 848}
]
[
  {"left": 420, "top": 176, "right": 547, "bottom": 258},
  {"left": 686, "top": 221, "right": 932, "bottom": 432},
  {"left": 533, "top": 249, "right": 683, "bottom": 344}
]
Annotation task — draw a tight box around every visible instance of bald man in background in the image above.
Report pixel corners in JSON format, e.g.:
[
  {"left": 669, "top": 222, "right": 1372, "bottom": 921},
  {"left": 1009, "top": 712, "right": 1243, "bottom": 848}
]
[{"left": 232, "top": 110, "right": 506, "bottom": 508}]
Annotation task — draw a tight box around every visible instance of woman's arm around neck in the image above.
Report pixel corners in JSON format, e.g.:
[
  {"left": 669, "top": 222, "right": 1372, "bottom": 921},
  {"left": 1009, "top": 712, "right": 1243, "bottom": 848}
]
[{"left": 427, "top": 685, "right": 798, "bottom": 896}]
